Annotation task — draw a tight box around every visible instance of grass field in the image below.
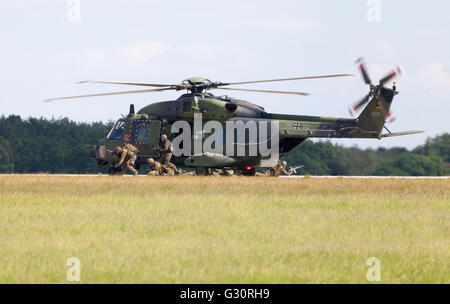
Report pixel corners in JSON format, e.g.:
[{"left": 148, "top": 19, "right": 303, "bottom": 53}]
[{"left": 0, "top": 175, "right": 448, "bottom": 283}]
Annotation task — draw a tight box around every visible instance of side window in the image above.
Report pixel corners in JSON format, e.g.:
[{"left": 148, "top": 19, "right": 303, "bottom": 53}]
[
  {"left": 107, "top": 120, "right": 126, "bottom": 140},
  {"left": 136, "top": 124, "right": 150, "bottom": 143},
  {"left": 131, "top": 120, "right": 151, "bottom": 144}
]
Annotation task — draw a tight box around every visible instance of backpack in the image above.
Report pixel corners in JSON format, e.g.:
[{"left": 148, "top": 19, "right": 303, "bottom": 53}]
[{"left": 124, "top": 143, "right": 139, "bottom": 155}]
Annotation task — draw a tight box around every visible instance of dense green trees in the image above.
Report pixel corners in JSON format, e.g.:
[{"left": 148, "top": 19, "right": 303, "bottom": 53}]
[
  {"left": 0, "top": 115, "right": 112, "bottom": 173},
  {"left": 413, "top": 133, "right": 450, "bottom": 163},
  {"left": 280, "top": 134, "right": 449, "bottom": 176},
  {"left": 0, "top": 145, "right": 13, "bottom": 172},
  {"left": 0, "top": 115, "right": 448, "bottom": 175},
  {"left": 373, "top": 154, "right": 447, "bottom": 176}
]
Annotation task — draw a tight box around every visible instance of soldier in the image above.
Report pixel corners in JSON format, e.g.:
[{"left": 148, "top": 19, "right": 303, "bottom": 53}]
[
  {"left": 115, "top": 144, "right": 138, "bottom": 176},
  {"left": 260, "top": 160, "right": 291, "bottom": 177},
  {"left": 146, "top": 158, "right": 163, "bottom": 176},
  {"left": 162, "top": 165, "right": 176, "bottom": 176},
  {"left": 159, "top": 134, "right": 180, "bottom": 175},
  {"left": 166, "top": 162, "right": 180, "bottom": 175},
  {"left": 213, "top": 169, "right": 235, "bottom": 176},
  {"left": 271, "top": 160, "right": 291, "bottom": 176},
  {"left": 221, "top": 169, "right": 234, "bottom": 176},
  {"left": 159, "top": 134, "right": 173, "bottom": 165}
]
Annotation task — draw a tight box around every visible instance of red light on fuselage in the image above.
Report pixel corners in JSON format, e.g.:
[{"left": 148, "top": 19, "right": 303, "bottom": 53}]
[{"left": 245, "top": 166, "right": 253, "bottom": 171}]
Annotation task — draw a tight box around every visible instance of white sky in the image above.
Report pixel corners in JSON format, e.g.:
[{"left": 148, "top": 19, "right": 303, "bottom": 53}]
[{"left": 1, "top": 0, "right": 449, "bottom": 149}]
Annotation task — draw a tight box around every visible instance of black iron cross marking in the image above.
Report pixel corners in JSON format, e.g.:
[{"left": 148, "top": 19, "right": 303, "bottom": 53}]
[{"left": 293, "top": 123, "right": 302, "bottom": 130}]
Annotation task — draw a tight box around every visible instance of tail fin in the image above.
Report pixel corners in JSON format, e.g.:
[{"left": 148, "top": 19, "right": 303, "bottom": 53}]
[{"left": 358, "top": 87, "right": 396, "bottom": 137}]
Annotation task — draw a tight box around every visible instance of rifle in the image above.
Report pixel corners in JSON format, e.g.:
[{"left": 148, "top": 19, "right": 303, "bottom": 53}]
[{"left": 288, "top": 165, "right": 304, "bottom": 174}]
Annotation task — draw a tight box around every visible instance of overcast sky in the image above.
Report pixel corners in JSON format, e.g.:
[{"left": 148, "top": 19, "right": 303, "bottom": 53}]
[{"left": 1, "top": 0, "right": 449, "bottom": 149}]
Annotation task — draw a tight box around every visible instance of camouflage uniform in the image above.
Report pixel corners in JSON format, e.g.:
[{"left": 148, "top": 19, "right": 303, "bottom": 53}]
[
  {"left": 215, "top": 169, "right": 234, "bottom": 176},
  {"left": 146, "top": 158, "right": 163, "bottom": 176},
  {"left": 159, "top": 134, "right": 180, "bottom": 175},
  {"left": 115, "top": 145, "right": 138, "bottom": 176},
  {"left": 162, "top": 166, "right": 176, "bottom": 176},
  {"left": 224, "top": 169, "right": 234, "bottom": 176},
  {"left": 261, "top": 161, "right": 291, "bottom": 177},
  {"left": 165, "top": 162, "right": 180, "bottom": 175},
  {"left": 159, "top": 135, "right": 173, "bottom": 165},
  {"left": 274, "top": 161, "right": 291, "bottom": 176}
]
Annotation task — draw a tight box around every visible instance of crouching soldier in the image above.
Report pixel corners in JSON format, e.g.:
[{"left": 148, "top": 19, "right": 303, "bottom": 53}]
[
  {"left": 159, "top": 134, "right": 180, "bottom": 175},
  {"left": 165, "top": 162, "right": 180, "bottom": 175},
  {"left": 115, "top": 144, "right": 138, "bottom": 176},
  {"left": 162, "top": 165, "right": 176, "bottom": 176},
  {"left": 146, "top": 158, "right": 163, "bottom": 176}
]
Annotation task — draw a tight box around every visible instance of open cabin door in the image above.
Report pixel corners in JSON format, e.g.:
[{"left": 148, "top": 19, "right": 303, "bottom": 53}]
[{"left": 130, "top": 119, "right": 161, "bottom": 159}]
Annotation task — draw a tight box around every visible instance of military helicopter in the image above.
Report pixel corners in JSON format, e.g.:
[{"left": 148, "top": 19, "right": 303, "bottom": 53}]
[{"left": 45, "top": 59, "right": 423, "bottom": 175}]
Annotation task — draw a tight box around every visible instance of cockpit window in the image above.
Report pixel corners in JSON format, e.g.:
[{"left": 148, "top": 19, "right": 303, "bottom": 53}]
[{"left": 107, "top": 120, "right": 126, "bottom": 140}]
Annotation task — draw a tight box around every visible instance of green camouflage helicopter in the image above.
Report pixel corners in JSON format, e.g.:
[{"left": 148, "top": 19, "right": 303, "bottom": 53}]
[{"left": 45, "top": 59, "right": 423, "bottom": 175}]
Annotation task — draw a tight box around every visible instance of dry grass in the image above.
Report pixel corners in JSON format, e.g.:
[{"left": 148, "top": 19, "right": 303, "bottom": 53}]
[{"left": 0, "top": 175, "right": 448, "bottom": 283}]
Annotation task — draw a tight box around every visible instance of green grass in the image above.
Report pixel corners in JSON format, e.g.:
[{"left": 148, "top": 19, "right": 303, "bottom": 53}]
[{"left": 0, "top": 176, "right": 448, "bottom": 283}]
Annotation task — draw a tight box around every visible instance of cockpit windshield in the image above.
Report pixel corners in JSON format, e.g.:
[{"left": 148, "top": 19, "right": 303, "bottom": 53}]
[{"left": 107, "top": 119, "right": 126, "bottom": 140}]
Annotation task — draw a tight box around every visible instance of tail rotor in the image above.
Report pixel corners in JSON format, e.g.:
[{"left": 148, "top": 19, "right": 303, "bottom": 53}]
[{"left": 349, "top": 58, "right": 401, "bottom": 121}]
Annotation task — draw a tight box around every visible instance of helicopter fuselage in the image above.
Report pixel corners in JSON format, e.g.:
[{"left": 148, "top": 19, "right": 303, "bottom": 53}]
[{"left": 91, "top": 91, "right": 388, "bottom": 174}]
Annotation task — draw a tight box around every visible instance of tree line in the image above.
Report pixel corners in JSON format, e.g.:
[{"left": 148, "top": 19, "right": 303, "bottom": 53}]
[{"left": 0, "top": 115, "right": 448, "bottom": 175}]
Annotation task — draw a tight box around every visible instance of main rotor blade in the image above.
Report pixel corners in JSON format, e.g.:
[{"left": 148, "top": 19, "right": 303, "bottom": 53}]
[
  {"left": 356, "top": 58, "right": 372, "bottom": 85},
  {"left": 78, "top": 80, "right": 183, "bottom": 88},
  {"left": 214, "top": 87, "right": 309, "bottom": 96},
  {"left": 379, "top": 67, "right": 401, "bottom": 86},
  {"left": 43, "top": 87, "right": 175, "bottom": 102},
  {"left": 217, "top": 74, "right": 354, "bottom": 86},
  {"left": 353, "top": 94, "right": 370, "bottom": 111}
]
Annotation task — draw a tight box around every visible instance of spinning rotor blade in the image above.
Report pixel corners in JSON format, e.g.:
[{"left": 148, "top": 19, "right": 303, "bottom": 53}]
[
  {"left": 385, "top": 111, "right": 396, "bottom": 124},
  {"left": 215, "top": 87, "right": 309, "bottom": 96},
  {"left": 43, "top": 87, "right": 175, "bottom": 102},
  {"left": 78, "top": 80, "right": 183, "bottom": 88},
  {"left": 352, "top": 93, "right": 371, "bottom": 112},
  {"left": 379, "top": 67, "right": 401, "bottom": 86},
  {"left": 218, "top": 74, "right": 354, "bottom": 86},
  {"left": 356, "top": 58, "right": 372, "bottom": 85}
]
